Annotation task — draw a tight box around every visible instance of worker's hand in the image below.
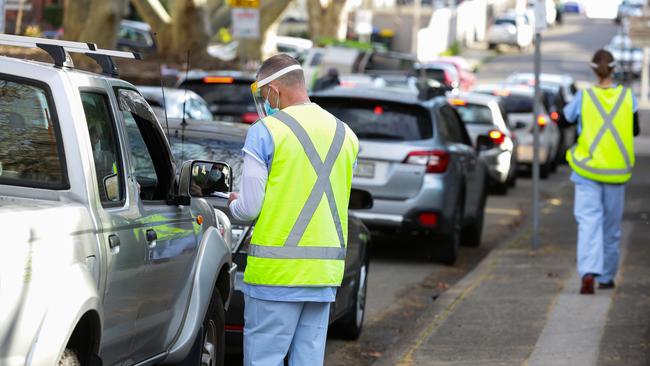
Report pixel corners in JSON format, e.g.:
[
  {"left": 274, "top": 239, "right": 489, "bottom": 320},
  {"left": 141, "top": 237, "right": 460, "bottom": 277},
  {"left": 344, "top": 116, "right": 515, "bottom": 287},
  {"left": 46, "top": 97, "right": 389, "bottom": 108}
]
[{"left": 228, "top": 192, "right": 239, "bottom": 206}]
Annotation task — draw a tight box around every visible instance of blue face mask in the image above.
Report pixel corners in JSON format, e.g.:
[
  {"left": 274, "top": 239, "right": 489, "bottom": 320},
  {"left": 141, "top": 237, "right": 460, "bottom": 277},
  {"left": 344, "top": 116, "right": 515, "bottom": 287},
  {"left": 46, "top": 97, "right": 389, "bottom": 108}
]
[{"left": 264, "top": 99, "right": 279, "bottom": 116}]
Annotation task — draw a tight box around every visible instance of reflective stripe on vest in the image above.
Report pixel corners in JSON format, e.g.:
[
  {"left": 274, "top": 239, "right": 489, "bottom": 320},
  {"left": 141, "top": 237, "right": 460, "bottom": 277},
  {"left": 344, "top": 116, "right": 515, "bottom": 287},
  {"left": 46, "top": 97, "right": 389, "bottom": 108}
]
[
  {"left": 247, "top": 110, "right": 347, "bottom": 260},
  {"left": 567, "top": 86, "right": 634, "bottom": 183}
]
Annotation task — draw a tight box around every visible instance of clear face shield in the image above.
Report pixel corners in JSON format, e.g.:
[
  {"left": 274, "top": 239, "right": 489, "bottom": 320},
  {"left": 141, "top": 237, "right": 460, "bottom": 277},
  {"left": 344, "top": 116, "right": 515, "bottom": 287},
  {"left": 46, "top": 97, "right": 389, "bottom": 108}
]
[{"left": 251, "top": 64, "right": 303, "bottom": 120}]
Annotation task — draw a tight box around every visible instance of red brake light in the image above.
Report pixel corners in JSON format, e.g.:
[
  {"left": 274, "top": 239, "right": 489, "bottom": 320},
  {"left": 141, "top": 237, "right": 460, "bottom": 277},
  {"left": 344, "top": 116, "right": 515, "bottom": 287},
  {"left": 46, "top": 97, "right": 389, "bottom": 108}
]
[
  {"left": 340, "top": 81, "right": 357, "bottom": 88},
  {"left": 418, "top": 212, "right": 438, "bottom": 227},
  {"left": 537, "top": 115, "right": 548, "bottom": 126},
  {"left": 404, "top": 150, "right": 450, "bottom": 173},
  {"left": 550, "top": 111, "right": 559, "bottom": 121},
  {"left": 203, "top": 76, "right": 234, "bottom": 84},
  {"left": 488, "top": 130, "right": 506, "bottom": 145},
  {"left": 493, "top": 90, "right": 511, "bottom": 97},
  {"left": 241, "top": 112, "right": 259, "bottom": 124},
  {"left": 374, "top": 106, "right": 384, "bottom": 115}
]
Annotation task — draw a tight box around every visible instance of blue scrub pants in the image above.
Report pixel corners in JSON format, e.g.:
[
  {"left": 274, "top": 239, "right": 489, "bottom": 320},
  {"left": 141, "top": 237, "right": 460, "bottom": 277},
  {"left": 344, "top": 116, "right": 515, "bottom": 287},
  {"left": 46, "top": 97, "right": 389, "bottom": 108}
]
[
  {"left": 243, "top": 295, "right": 331, "bottom": 366},
  {"left": 573, "top": 175, "right": 626, "bottom": 283}
]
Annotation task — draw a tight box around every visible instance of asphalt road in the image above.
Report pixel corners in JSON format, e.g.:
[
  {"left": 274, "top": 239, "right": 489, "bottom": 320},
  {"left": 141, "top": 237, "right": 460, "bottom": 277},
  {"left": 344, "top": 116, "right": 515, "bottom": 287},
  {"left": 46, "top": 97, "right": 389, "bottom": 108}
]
[{"left": 323, "top": 14, "right": 619, "bottom": 366}]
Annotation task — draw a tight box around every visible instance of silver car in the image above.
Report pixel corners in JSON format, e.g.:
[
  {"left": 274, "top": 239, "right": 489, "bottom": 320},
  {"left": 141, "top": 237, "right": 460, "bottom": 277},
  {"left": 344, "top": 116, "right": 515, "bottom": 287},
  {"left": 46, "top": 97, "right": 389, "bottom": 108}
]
[
  {"left": 448, "top": 93, "right": 518, "bottom": 194},
  {"left": 137, "top": 86, "right": 214, "bottom": 121},
  {"left": 311, "top": 87, "right": 488, "bottom": 265}
]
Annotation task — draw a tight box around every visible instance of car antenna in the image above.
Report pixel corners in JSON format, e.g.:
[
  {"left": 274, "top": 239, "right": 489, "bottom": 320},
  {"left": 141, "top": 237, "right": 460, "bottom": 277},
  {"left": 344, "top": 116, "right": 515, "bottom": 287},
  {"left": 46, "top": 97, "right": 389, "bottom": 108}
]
[
  {"left": 152, "top": 31, "right": 171, "bottom": 144},
  {"left": 180, "top": 49, "right": 191, "bottom": 161}
]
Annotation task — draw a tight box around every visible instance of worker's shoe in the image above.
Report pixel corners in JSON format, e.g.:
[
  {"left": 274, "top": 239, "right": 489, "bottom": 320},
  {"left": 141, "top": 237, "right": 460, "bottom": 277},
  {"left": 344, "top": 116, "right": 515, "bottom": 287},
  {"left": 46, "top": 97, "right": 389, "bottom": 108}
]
[
  {"left": 580, "top": 274, "right": 595, "bottom": 295},
  {"left": 598, "top": 281, "right": 615, "bottom": 289}
]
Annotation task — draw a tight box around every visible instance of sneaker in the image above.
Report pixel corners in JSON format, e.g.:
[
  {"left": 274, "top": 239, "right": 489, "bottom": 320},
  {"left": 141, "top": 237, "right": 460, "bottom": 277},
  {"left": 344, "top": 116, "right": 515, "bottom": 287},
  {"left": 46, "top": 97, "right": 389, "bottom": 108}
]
[
  {"left": 580, "top": 274, "right": 595, "bottom": 294},
  {"left": 598, "top": 281, "right": 615, "bottom": 289}
]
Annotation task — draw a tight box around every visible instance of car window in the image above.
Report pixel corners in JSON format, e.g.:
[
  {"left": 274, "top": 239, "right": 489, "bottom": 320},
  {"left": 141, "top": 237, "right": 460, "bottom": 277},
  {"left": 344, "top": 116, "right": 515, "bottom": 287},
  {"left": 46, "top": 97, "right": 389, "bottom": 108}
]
[
  {"left": 440, "top": 105, "right": 471, "bottom": 145},
  {"left": 454, "top": 103, "right": 494, "bottom": 125},
  {"left": 502, "top": 94, "right": 534, "bottom": 113},
  {"left": 495, "top": 18, "right": 516, "bottom": 26},
  {"left": 117, "top": 88, "right": 173, "bottom": 201},
  {"left": 81, "top": 92, "right": 123, "bottom": 204},
  {"left": 0, "top": 76, "right": 66, "bottom": 189},
  {"left": 315, "top": 98, "right": 433, "bottom": 141},
  {"left": 186, "top": 97, "right": 213, "bottom": 120}
]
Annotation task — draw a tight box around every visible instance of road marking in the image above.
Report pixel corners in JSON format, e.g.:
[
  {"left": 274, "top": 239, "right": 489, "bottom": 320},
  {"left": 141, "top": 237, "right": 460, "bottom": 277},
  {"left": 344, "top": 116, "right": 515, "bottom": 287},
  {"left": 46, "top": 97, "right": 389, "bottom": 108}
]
[
  {"left": 485, "top": 207, "right": 521, "bottom": 216},
  {"left": 527, "top": 225, "right": 631, "bottom": 366}
]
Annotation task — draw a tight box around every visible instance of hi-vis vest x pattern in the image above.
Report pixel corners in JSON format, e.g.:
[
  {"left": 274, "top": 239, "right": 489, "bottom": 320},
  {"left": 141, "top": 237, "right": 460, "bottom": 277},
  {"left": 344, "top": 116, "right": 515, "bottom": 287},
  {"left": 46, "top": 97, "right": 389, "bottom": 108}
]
[
  {"left": 244, "top": 105, "right": 359, "bottom": 287},
  {"left": 566, "top": 86, "right": 635, "bottom": 184}
]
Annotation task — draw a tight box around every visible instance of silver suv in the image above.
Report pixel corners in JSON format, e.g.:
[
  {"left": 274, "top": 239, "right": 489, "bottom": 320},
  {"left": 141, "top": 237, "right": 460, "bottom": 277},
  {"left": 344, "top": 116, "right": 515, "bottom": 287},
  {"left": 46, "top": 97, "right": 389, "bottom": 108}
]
[
  {"left": 0, "top": 36, "right": 235, "bottom": 365},
  {"left": 311, "top": 87, "right": 488, "bottom": 264}
]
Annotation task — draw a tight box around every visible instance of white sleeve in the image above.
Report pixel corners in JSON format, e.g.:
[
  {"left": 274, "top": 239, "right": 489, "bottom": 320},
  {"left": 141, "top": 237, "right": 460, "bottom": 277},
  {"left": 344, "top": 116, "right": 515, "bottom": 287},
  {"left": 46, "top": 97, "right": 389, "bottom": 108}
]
[{"left": 228, "top": 152, "right": 267, "bottom": 222}]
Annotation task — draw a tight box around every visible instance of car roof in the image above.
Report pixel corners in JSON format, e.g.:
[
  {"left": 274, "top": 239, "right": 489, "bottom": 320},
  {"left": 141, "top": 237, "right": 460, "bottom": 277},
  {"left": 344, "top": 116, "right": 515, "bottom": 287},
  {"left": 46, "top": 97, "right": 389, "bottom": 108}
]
[
  {"left": 165, "top": 117, "right": 249, "bottom": 142},
  {"left": 120, "top": 19, "right": 152, "bottom": 32},
  {"left": 473, "top": 83, "right": 535, "bottom": 97},
  {"left": 310, "top": 85, "right": 435, "bottom": 106},
  {"left": 136, "top": 86, "right": 202, "bottom": 103},
  {"left": 452, "top": 91, "right": 502, "bottom": 105},
  {"left": 507, "top": 72, "right": 574, "bottom": 85}
]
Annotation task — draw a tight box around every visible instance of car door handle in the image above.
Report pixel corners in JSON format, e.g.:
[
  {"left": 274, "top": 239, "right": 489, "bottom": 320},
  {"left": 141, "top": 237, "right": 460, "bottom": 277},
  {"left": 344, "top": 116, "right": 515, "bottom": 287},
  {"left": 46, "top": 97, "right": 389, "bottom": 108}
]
[
  {"left": 108, "top": 234, "right": 120, "bottom": 249},
  {"left": 146, "top": 229, "right": 157, "bottom": 242}
]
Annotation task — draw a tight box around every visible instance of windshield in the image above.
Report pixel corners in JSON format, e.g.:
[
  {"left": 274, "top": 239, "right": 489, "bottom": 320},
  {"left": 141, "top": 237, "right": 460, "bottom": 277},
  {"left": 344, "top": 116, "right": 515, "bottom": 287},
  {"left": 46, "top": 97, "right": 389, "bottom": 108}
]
[
  {"left": 495, "top": 18, "right": 516, "bottom": 26},
  {"left": 454, "top": 103, "right": 494, "bottom": 125},
  {"left": 315, "top": 98, "right": 433, "bottom": 141}
]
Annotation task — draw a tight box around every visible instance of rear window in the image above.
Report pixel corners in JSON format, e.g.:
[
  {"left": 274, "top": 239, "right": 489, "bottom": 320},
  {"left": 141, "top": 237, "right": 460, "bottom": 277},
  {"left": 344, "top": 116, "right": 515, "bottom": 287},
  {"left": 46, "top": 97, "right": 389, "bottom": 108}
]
[
  {"left": 181, "top": 80, "right": 254, "bottom": 107},
  {"left": 316, "top": 98, "right": 433, "bottom": 141},
  {"left": 0, "top": 76, "right": 67, "bottom": 189},
  {"left": 502, "top": 95, "right": 534, "bottom": 113},
  {"left": 454, "top": 103, "right": 494, "bottom": 125}
]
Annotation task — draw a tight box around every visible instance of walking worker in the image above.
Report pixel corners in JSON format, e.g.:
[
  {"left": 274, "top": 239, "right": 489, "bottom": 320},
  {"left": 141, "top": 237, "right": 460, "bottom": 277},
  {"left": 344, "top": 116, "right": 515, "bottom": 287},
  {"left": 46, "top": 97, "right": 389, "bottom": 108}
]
[
  {"left": 228, "top": 54, "right": 359, "bottom": 366},
  {"left": 563, "top": 49, "right": 640, "bottom": 295}
]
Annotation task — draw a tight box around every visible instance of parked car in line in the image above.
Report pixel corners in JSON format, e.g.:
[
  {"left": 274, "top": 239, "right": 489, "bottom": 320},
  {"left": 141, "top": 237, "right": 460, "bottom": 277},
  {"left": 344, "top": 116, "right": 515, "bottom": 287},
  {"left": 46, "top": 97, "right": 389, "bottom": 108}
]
[
  {"left": 429, "top": 56, "right": 476, "bottom": 91},
  {"left": 117, "top": 19, "right": 157, "bottom": 54},
  {"left": 606, "top": 33, "right": 644, "bottom": 78},
  {"left": 0, "top": 35, "right": 235, "bottom": 365},
  {"left": 416, "top": 61, "right": 462, "bottom": 91},
  {"left": 162, "top": 117, "right": 374, "bottom": 353},
  {"left": 177, "top": 70, "right": 259, "bottom": 124},
  {"left": 473, "top": 84, "right": 560, "bottom": 178},
  {"left": 488, "top": 12, "right": 534, "bottom": 50},
  {"left": 137, "top": 86, "right": 214, "bottom": 121},
  {"left": 616, "top": 0, "right": 644, "bottom": 23},
  {"left": 448, "top": 93, "right": 519, "bottom": 194},
  {"left": 312, "top": 87, "right": 489, "bottom": 265},
  {"left": 505, "top": 72, "right": 579, "bottom": 163}
]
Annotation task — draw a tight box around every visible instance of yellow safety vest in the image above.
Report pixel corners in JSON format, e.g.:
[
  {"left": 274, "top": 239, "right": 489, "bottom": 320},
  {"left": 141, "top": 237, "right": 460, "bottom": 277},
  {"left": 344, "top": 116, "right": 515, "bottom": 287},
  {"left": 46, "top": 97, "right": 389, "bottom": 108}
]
[
  {"left": 566, "top": 86, "right": 635, "bottom": 184},
  {"left": 244, "top": 104, "right": 359, "bottom": 287}
]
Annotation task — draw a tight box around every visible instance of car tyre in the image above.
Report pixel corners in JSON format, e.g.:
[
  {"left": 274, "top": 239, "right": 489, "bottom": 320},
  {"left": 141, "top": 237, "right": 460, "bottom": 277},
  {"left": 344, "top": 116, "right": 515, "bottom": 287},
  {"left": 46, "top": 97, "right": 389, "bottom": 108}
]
[
  {"left": 59, "top": 349, "right": 81, "bottom": 366},
  {"left": 431, "top": 196, "right": 463, "bottom": 265},
  {"left": 493, "top": 181, "right": 508, "bottom": 195},
  {"left": 462, "top": 186, "right": 487, "bottom": 247},
  {"left": 540, "top": 159, "right": 550, "bottom": 179},
  {"left": 330, "top": 260, "right": 369, "bottom": 340},
  {"left": 180, "top": 289, "right": 226, "bottom": 366}
]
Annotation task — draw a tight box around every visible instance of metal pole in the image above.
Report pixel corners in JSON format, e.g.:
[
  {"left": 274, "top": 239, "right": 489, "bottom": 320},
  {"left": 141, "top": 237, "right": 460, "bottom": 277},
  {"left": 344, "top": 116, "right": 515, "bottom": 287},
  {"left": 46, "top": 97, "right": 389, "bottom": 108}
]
[
  {"left": 532, "top": 31, "right": 541, "bottom": 250},
  {"left": 642, "top": 46, "right": 649, "bottom": 104},
  {"left": 0, "top": 0, "right": 5, "bottom": 34},
  {"left": 411, "top": 0, "right": 422, "bottom": 55}
]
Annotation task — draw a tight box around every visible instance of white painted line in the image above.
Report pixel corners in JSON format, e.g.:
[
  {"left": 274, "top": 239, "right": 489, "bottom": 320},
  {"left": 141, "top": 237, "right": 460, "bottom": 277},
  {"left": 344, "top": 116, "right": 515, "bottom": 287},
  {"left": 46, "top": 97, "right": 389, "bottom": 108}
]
[
  {"left": 485, "top": 207, "right": 521, "bottom": 216},
  {"left": 527, "top": 225, "right": 631, "bottom": 366}
]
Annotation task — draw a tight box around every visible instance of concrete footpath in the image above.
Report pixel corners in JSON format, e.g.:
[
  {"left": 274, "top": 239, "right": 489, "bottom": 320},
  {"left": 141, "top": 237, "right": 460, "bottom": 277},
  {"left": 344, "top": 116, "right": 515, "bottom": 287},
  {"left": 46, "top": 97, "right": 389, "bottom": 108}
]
[{"left": 376, "top": 113, "right": 650, "bottom": 366}]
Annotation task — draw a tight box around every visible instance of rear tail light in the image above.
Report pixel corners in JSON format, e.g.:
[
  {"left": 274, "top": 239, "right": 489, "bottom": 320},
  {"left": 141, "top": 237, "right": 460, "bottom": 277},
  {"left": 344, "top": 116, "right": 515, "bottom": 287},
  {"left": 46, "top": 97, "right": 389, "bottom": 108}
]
[
  {"left": 226, "top": 324, "right": 244, "bottom": 331},
  {"left": 404, "top": 150, "right": 450, "bottom": 173},
  {"left": 203, "top": 76, "right": 234, "bottom": 84},
  {"left": 449, "top": 98, "right": 467, "bottom": 106},
  {"left": 537, "top": 115, "right": 548, "bottom": 131},
  {"left": 241, "top": 112, "right": 259, "bottom": 124},
  {"left": 550, "top": 111, "right": 559, "bottom": 122},
  {"left": 488, "top": 130, "right": 506, "bottom": 145},
  {"left": 418, "top": 212, "right": 438, "bottom": 227},
  {"left": 443, "top": 70, "right": 453, "bottom": 87}
]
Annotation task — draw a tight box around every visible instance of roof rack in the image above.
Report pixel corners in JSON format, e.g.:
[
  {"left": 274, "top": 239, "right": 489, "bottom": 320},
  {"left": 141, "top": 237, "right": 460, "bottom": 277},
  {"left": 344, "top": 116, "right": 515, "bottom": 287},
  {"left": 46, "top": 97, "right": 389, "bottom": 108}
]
[{"left": 0, "top": 34, "right": 141, "bottom": 77}]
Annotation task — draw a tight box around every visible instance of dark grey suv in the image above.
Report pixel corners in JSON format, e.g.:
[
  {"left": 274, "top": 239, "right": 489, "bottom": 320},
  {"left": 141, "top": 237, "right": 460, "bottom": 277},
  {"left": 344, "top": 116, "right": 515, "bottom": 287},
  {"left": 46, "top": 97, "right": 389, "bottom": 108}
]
[{"left": 311, "top": 87, "right": 488, "bottom": 264}]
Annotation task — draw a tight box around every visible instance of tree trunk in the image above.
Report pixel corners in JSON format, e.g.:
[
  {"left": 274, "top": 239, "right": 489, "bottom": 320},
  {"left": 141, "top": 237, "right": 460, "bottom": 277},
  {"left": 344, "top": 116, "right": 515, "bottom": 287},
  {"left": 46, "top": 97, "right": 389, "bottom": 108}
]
[
  {"left": 237, "top": 0, "right": 292, "bottom": 63},
  {"left": 78, "top": 0, "right": 127, "bottom": 48},
  {"left": 130, "top": 0, "right": 174, "bottom": 55},
  {"left": 169, "top": 0, "right": 212, "bottom": 61},
  {"left": 63, "top": 0, "right": 91, "bottom": 41},
  {"left": 307, "top": 0, "right": 349, "bottom": 42}
]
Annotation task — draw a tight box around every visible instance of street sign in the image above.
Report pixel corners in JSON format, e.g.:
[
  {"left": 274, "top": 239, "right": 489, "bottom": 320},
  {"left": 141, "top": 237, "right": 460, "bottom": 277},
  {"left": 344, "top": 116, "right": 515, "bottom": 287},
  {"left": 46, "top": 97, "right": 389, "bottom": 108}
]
[
  {"left": 629, "top": 16, "right": 650, "bottom": 47},
  {"left": 534, "top": 0, "right": 547, "bottom": 32},
  {"left": 232, "top": 8, "right": 260, "bottom": 39},
  {"left": 227, "top": 0, "right": 259, "bottom": 8}
]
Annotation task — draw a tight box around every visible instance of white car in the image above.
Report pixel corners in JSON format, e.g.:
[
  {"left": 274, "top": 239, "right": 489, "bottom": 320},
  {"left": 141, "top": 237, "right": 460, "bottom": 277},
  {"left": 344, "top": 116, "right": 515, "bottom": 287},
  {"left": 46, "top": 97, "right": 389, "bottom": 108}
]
[
  {"left": 488, "top": 13, "right": 534, "bottom": 50},
  {"left": 528, "top": 0, "right": 557, "bottom": 26},
  {"left": 474, "top": 84, "right": 561, "bottom": 178}
]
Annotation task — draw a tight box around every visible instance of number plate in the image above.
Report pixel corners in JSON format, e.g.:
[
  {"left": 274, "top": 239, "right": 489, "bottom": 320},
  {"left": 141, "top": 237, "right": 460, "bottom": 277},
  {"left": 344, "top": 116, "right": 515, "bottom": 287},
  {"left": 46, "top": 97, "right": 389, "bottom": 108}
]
[{"left": 354, "top": 161, "right": 375, "bottom": 178}]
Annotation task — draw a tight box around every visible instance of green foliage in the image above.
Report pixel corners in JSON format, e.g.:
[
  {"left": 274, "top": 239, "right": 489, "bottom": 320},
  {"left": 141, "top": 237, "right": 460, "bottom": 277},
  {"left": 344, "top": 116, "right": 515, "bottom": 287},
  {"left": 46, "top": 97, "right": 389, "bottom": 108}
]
[
  {"left": 317, "top": 37, "right": 374, "bottom": 51},
  {"left": 43, "top": 5, "right": 63, "bottom": 28},
  {"left": 440, "top": 41, "right": 461, "bottom": 56}
]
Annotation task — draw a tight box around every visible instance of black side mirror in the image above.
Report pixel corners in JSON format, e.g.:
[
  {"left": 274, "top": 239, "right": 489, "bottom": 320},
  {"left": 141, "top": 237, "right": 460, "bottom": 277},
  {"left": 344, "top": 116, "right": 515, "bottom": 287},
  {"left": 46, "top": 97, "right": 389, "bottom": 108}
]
[
  {"left": 178, "top": 160, "right": 233, "bottom": 203},
  {"left": 476, "top": 135, "right": 495, "bottom": 152},
  {"left": 349, "top": 188, "right": 373, "bottom": 210}
]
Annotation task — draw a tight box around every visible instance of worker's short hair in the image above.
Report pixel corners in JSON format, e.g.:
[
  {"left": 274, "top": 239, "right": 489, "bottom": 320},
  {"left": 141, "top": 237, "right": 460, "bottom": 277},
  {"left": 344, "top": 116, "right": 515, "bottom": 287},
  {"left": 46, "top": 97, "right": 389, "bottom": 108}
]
[{"left": 257, "top": 54, "right": 305, "bottom": 88}]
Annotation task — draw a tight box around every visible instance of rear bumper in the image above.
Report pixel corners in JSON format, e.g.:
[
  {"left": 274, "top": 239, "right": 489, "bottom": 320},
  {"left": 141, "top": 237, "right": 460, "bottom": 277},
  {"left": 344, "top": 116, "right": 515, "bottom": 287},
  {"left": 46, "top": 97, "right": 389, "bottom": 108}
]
[{"left": 351, "top": 174, "right": 454, "bottom": 235}]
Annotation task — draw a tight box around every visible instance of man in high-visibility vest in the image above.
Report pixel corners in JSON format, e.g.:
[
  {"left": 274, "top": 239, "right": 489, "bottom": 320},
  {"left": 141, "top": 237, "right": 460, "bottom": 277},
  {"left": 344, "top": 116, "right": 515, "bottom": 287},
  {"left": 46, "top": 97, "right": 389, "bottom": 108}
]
[
  {"left": 563, "top": 49, "right": 640, "bottom": 294},
  {"left": 228, "top": 54, "right": 358, "bottom": 366}
]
